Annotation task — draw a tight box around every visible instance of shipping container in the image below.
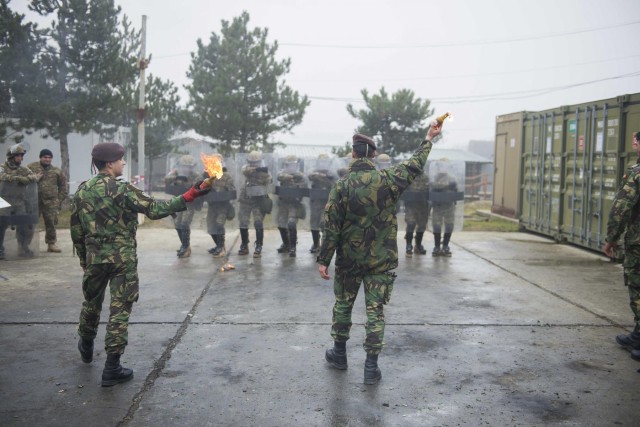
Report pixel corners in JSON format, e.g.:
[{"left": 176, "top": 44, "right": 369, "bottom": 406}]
[{"left": 493, "top": 92, "right": 640, "bottom": 252}]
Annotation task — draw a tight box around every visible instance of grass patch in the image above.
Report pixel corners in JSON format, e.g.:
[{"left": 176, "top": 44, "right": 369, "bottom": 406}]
[{"left": 463, "top": 200, "right": 520, "bottom": 232}]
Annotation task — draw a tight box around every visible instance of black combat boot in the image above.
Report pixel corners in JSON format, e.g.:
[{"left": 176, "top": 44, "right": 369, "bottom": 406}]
[
  {"left": 433, "top": 232, "right": 442, "bottom": 257},
  {"left": 238, "top": 229, "right": 250, "bottom": 255},
  {"left": 212, "top": 234, "right": 226, "bottom": 258},
  {"left": 616, "top": 330, "right": 640, "bottom": 351},
  {"left": 208, "top": 234, "right": 219, "bottom": 254},
  {"left": 415, "top": 232, "right": 427, "bottom": 254},
  {"left": 0, "top": 227, "right": 5, "bottom": 259},
  {"left": 277, "top": 227, "right": 290, "bottom": 253},
  {"left": 364, "top": 353, "right": 382, "bottom": 385},
  {"left": 178, "top": 229, "right": 191, "bottom": 258},
  {"left": 176, "top": 229, "right": 186, "bottom": 257},
  {"left": 325, "top": 341, "right": 347, "bottom": 370},
  {"left": 442, "top": 232, "right": 452, "bottom": 257},
  {"left": 631, "top": 349, "right": 640, "bottom": 361},
  {"left": 288, "top": 226, "right": 297, "bottom": 257},
  {"left": 310, "top": 230, "right": 320, "bottom": 253},
  {"left": 78, "top": 337, "right": 94, "bottom": 363},
  {"left": 101, "top": 353, "right": 133, "bottom": 387},
  {"left": 254, "top": 228, "right": 264, "bottom": 258}
]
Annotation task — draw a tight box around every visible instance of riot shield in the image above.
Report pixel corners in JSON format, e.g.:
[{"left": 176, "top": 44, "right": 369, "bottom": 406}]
[
  {"left": 428, "top": 159, "right": 465, "bottom": 232},
  {"left": 274, "top": 155, "right": 309, "bottom": 229},
  {"left": 306, "top": 155, "right": 340, "bottom": 231},
  {"left": 0, "top": 181, "right": 40, "bottom": 259},
  {"left": 234, "top": 152, "right": 276, "bottom": 230},
  {"left": 202, "top": 155, "right": 239, "bottom": 234},
  {"left": 399, "top": 167, "right": 430, "bottom": 232}
]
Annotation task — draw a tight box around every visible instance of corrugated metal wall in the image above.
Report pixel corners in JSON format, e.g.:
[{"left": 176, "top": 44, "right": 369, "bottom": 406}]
[{"left": 493, "top": 92, "right": 640, "bottom": 251}]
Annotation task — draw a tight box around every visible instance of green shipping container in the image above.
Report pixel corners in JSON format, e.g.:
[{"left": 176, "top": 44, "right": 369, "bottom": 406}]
[{"left": 493, "top": 92, "right": 640, "bottom": 253}]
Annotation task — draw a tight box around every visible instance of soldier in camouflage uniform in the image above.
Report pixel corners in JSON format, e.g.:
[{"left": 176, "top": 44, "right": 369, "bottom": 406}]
[
  {"left": 276, "top": 154, "right": 307, "bottom": 257},
  {"left": 604, "top": 130, "right": 640, "bottom": 363},
  {"left": 165, "top": 155, "right": 201, "bottom": 258},
  {"left": 27, "top": 149, "right": 68, "bottom": 253},
  {"left": 308, "top": 153, "right": 336, "bottom": 253},
  {"left": 403, "top": 171, "right": 430, "bottom": 256},
  {"left": 0, "top": 144, "right": 40, "bottom": 258},
  {"left": 430, "top": 162, "right": 458, "bottom": 257},
  {"left": 206, "top": 158, "right": 236, "bottom": 258},
  {"left": 238, "top": 150, "right": 272, "bottom": 258},
  {"left": 318, "top": 122, "right": 443, "bottom": 385},
  {"left": 71, "top": 143, "right": 210, "bottom": 387}
]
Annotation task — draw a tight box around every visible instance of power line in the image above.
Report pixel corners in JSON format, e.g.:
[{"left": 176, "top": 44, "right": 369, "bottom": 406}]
[
  {"left": 280, "top": 20, "right": 640, "bottom": 49},
  {"left": 307, "top": 70, "right": 640, "bottom": 104},
  {"left": 290, "top": 53, "right": 640, "bottom": 83}
]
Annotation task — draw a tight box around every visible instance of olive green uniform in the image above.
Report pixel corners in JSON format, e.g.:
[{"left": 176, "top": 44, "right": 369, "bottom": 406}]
[{"left": 27, "top": 161, "right": 68, "bottom": 245}]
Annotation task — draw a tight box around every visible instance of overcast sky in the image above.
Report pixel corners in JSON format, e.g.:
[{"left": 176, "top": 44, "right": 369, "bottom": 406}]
[{"left": 13, "top": 0, "right": 640, "bottom": 149}]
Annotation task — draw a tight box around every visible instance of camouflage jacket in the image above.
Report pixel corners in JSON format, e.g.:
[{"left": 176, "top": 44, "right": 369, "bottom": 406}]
[
  {"left": 606, "top": 160, "right": 640, "bottom": 246},
  {"left": 27, "top": 161, "right": 68, "bottom": 203},
  {"left": 240, "top": 165, "right": 272, "bottom": 199},
  {"left": 211, "top": 171, "right": 235, "bottom": 192},
  {"left": 0, "top": 160, "right": 38, "bottom": 205},
  {"left": 407, "top": 173, "right": 429, "bottom": 192},
  {"left": 71, "top": 172, "right": 187, "bottom": 268},
  {"left": 318, "top": 141, "right": 434, "bottom": 273},
  {"left": 308, "top": 169, "right": 337, "bottom": 189}
]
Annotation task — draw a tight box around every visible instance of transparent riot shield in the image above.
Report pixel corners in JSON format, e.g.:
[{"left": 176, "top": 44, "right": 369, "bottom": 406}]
[
  {"left": 335, "top": 156, "right": 352, "bottom": 179},
  {"left": 234, "top": 152, "right": 276, "bottom": 230},
  {"left": 306, "top": 154, "right": 340, "bottom": 232},
  {"left": 428, "top": 159, "right": 465, "bottom": 232},
  {"left": 201, "top": 155, "right": 239, "bottom": 234},
  {"left": 399, "top": 166, "right": 430, "bottom": 232},
  {"left": 0, "top": 181, "right": 40, "bottom": 259},
  {"left": 273, "top": 155, "right": 309, "bottom": 230}
]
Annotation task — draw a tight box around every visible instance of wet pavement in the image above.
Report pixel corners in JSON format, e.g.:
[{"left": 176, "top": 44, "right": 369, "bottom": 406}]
[{"left": 0, "top": 226, "right": 638, "bottom": 426}]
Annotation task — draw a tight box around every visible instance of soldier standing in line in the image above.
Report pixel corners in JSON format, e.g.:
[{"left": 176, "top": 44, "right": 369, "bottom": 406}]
[
  {"left": 604, "top": 130, "right": 640, "bottom": 363},
  {"left": 430, "top": 160, "right": 458, "bottom": 257},
  {"left": 318, "top": 122, "right": 443, "bottom": 385},
  {"left": 27, "top": 149, "right": 68, "bottom": 253},
  {"left": 376, "top": 153, "right": 392, "bottom": 170},
  {"left": 165, "top": 155, "right": 201, "bottom": 258},
  {"left": 238, "top": 150, "right": 272, "bottom": 258},
  {"left": 72, "top": 142, "right": 210, "bottom": 387},
  {"left": 206, "top": 157, "right": 236, "bottom": 258},
  {"left": 307, "top": 153, "right": 336, "bottom": 254},
  {"left": 275, "top": 154, "right": 307, "bottom": 257},
  {"left": 0, "top": 144, "right": 40, "bottom": 258},
  {"left": 403, "top": 169, "right": 430, "bottom": 256}
]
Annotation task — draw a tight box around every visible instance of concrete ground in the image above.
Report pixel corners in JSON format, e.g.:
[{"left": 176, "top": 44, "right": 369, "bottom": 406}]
[{"left": 0, "top": 224, "right": 638, "bottom": 426}]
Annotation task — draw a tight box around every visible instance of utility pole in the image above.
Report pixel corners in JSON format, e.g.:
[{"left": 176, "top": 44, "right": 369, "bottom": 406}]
[{"left": 136, "top": 15, "right": 148, "bottom": 192}]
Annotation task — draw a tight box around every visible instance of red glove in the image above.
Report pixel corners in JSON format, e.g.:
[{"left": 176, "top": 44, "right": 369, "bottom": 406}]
[{"left": 182, "top": 181, "right": 211, "bottom": 202}]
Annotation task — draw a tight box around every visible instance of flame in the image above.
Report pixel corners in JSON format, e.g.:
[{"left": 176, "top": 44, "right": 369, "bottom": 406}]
[
  {"left": 436, "top": 112, "right": 454, "bottom": 124},
  {"left": 200, "top": 153, "right": 224, "bottom": 188}
]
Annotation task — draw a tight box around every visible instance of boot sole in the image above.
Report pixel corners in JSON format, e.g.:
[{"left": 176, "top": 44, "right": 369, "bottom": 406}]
[
  {"left": 101, "top": 372, "right": 134, "bottom": 387},
  {"left": 615, "top": 336, "right": 640, "bottom": 351},
  {"left": 325, "top": 354, "right": 348, "bottom": 370},
  {"left": 364, "top": 373, "right": 382, "bottom": 385}
]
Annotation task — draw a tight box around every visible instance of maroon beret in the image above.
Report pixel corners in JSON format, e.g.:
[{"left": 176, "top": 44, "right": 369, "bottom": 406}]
[
  {"left": 352, "top": 133, "right": 376, "bottom": 150},
  {"left": 91, "top": 143, "right": 125, "bottom": 162}
]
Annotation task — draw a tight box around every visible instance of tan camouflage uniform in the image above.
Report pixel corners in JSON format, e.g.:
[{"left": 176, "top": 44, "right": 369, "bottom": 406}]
[
  {"left": 0, "top": 158, "right": 38, "bottom": 257},
  {"left": 27, "top": 161, "right": 68, "bottom": 245}
]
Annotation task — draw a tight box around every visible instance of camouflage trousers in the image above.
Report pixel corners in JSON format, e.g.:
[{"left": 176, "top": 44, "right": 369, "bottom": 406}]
[
  {"left": 206, "top": 203, "right": 229, "bottom": 235},
  {"left": 174, "top": 206, "right": 195, "bottom": 230},
  {"left": 39, "top": 201, "right": 59, "bottom": 244},
  {"left": 331, "top": 268, "right": 396, "bottom": 355},
  {"left": 404, "top": 202, "right": 430, "bottom": 233},
  {"left": 309, "top": 199, "right": 325, "bottom": 231},
  {"left": 623, "top": 245, "right": 640, "bottom": 330},
  {"left": 77, "top": 261, "right": 139, "bottom": 355},
  {"left": 276, "top": 199, "right": 301, "bottom": 228},
  {"left": 431, "top": 203, "right": 455, "bottom": 233},
  {"left": 238, "top": 198, "right": 265, "bottom": 229}
]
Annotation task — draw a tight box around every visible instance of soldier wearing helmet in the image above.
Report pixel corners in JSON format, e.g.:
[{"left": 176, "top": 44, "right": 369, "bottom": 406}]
[
  {"left": 402, "top": 166, "right": 430, "bottom": 256},
  {"left": 165, "top": 154, "right": 202, "bottom": 258},
  {"left": 376, "top": 153, "right": 392, "bottom": 170},
  {"left": 205, "top": 155, "right": 236, "bottom": 258},
  {"left": 276, "top": 154, "right": 308, "bottom": 257},
  {"left": 307, "top": 153, "right": 337, "bottom": 253},
  {"left": 238, "top": 150, "right": 272, "bottom": 257},
  {"left": 0, "top": 144, "right": 40, "bottom": 258},
  {"left": 430, "top": 158, "right": 458, "bottom": 257}
]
